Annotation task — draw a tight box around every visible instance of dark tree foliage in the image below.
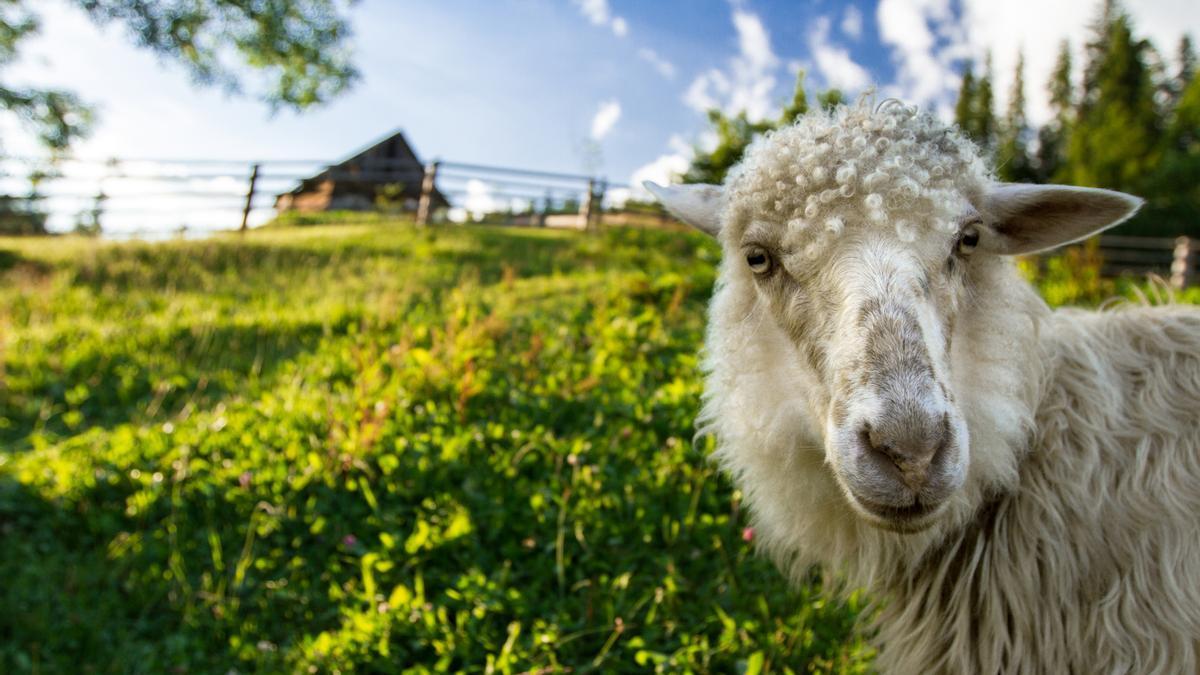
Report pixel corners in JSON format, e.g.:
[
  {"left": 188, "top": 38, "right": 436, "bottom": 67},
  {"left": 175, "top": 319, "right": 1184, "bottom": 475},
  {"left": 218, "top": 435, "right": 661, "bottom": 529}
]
[
  {"left": 952, "top": 0, "right": 1199, "bottom": 236},
  {"left": 684, "top": 70, "right": 842, "bottom": 185},
  {"left": 1035, "top": 41, "right": 1074, "bottom": 182},
  {"left": 0, "top": 2, "right": 92, "bottom": 150},
  {"left": 74, "top": 0, "right": 358, "bottom": 109},
  {"left": 0, "top": 0, "right": 358, "bottom": 152},
  {"left": 1066, "top": 7, "right": 1162, "bottom": 193},
  {"left": 955, "top": 55, "right": 998, "bottom": 149},
  {"left": 1173, "top": 36, "right": 1197, "bottom": 105},
  {"left": 682, "top": 110, "right": 773, "bottom": 185},
  {"left": 954, "top": 63, "right": 976, "bottom": 137},
  {"left": 779, "top": 70, "right": 810, "bottom": 126},
  {"left": 997, "top": 50, "right": 1036, "bottom": 183}
]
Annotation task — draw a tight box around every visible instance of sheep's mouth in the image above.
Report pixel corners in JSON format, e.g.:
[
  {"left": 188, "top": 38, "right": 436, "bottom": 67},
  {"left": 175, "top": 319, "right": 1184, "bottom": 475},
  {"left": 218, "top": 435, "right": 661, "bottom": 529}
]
[{"left": 852, "top": 496, "right": 941, "bottom": 532}]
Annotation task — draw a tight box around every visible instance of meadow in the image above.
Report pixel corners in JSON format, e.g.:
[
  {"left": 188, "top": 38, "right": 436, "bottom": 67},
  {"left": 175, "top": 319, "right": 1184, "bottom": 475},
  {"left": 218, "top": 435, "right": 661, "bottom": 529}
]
[{"left": 1, "top": 220, "right": 1192, "bottom": 673}]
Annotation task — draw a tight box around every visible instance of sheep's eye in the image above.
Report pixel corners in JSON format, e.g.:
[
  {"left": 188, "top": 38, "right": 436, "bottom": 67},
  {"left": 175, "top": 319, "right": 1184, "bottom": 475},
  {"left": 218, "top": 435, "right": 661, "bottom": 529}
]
[
  {"left": 745, "top": 247, "right": 772, "bottom": 274},
  {"left": 957, "top": 224, "right": 981, "bottom": 255}
]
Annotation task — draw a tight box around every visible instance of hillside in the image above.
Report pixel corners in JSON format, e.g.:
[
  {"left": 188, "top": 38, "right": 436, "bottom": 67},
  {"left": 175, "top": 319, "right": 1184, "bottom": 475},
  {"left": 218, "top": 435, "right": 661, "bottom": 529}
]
[{"left": 0, "top": 224, "right": 871, "bottom": 673}]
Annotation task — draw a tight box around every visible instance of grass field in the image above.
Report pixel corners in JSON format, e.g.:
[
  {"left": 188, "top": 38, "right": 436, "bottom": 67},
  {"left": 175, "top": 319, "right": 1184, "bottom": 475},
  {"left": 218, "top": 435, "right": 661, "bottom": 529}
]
[
  {"left": 0, "top": 222, "right": 872, "bottom": 674},
  {"left": 3, "top": 221, "right": 1193, "bottom": 674}
]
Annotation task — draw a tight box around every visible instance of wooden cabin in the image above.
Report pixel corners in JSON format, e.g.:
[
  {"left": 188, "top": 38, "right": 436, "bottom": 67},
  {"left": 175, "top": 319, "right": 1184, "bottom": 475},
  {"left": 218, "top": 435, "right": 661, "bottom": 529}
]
[{"left": 274, "top": 130, "right": 448, "bottom": 213}]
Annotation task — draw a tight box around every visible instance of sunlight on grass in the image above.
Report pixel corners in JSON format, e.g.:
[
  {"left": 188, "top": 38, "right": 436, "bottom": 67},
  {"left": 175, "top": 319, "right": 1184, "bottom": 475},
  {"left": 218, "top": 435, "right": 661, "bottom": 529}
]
[{"left": 0, "top": 222, "right": 870, "bottom": 673}]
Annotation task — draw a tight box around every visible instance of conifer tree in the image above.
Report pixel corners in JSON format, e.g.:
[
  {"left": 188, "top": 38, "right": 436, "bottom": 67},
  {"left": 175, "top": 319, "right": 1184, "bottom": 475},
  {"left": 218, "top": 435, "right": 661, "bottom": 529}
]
[
  {"left": 998, "top": 51, "right": 1035, "bottom": 183},
  {"left": 684, "top": 70, "right": 840, "bottom": 184},
  {"left": 1065, "top": 2, "right": 1162, "bottom": 193},
  {"left": 1037, "top": 41, "right": 1074, "bottom": 183},
  {"left": 954, "top": 57, "right": 997, "bottom": 149},
  {"left": 1173, "top": 36, "right": 1197, "bottom": 105},
  {"left": 779, "top": 70, "right": 810, "bottom": 126},
  {"left": 954, "top": 62, "right": 977, "bottom": 136},
  {"left": 974, "top": 54, "right": 997, "bottom": 147}
]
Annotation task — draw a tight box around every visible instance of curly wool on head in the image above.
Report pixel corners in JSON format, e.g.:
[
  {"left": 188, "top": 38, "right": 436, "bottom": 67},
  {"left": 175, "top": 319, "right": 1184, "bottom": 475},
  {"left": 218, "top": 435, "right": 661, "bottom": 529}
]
[{"left": 723, "top": 100, "right": 990, "bottom": 253}]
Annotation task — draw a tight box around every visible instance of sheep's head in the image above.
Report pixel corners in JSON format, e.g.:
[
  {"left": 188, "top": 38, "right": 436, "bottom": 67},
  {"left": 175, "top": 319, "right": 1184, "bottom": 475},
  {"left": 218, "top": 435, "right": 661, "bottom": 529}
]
[{"left": 648, "top": 102, "right": 1140, "bottom": 534}]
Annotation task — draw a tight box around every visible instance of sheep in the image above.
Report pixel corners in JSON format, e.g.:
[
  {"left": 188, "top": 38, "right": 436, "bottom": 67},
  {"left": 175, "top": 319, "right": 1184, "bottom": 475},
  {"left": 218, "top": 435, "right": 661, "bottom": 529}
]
[{"left": 645, "top": 100, "right": 1200, "bottom": 674}]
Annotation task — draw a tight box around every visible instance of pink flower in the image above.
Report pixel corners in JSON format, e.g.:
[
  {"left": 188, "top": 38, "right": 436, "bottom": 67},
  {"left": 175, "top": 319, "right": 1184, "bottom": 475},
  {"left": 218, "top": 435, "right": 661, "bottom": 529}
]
[
  {"left": 742, "top": 527, "right": 755, "bottom": 543},
  {"left": 342, "top": 534, "right": 358, "bottom": 548}
]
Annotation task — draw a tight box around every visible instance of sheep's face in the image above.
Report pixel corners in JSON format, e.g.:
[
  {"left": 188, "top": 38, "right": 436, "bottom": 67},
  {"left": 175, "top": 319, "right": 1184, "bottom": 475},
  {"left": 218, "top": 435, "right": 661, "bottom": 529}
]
[
  {"left": 647, "top": 104, "right": 1143, "bottom": 535},
  {"left": 733, "top": 212, "right": 975, "bottom": 532}
]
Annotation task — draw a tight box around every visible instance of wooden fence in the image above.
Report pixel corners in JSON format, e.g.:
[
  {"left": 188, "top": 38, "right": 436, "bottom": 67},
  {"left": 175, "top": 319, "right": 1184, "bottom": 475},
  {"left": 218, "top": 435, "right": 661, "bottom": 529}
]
[
  {"left": 1093, "top": 235, "right": 1195, "bottom": 289},
  {"left": 1, "top": 154, "right": 1194, "bottom": 289}
]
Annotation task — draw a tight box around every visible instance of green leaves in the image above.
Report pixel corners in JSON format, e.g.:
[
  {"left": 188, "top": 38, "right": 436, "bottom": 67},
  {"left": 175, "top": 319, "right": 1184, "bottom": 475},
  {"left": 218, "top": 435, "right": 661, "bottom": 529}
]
[{"left": 71, "top": 0, "right": 359, "bottom": 110}]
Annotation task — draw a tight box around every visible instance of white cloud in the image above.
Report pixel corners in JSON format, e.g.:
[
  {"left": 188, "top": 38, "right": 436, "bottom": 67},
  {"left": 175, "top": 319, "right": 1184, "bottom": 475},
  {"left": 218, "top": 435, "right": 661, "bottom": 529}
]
[
  {"left": 571, "top": 0, "right": 628, "bottom": 38},
  {"left": 630, "top": 154, "right": 691, "bottom": 197},
  {"left": 626, "top": 134, "right": 693, "bottom": 200},
  {"left": 810, "top": 16, "right": 872, "bottom": 92},
  {"left": 590, "top": 99, "right": 622, "bottom": 140},
  {"left": 876, "top": 0, "right": 962, "bottom": 115},
  {"left": 638, "top": 48, "right": 676, "bottom": 79},
  {"left": 464, "top": 179, "right": 497, "bottom": 218},
  {"left": 841, "top": 5, "right": 864, "bottom": 40},
  {"left": 684, "top": 9, "right": 779, "bottom": 121},
  {"left": 574, "top": 0, "right": 610, "bottom": 25}
]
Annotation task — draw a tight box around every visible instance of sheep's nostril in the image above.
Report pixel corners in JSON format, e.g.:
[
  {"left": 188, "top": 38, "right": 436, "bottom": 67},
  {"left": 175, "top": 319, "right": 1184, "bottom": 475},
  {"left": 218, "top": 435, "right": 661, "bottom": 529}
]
[
  {"left": 858, "top": 419, "right": 944, "bottom": 493},
  {"left": 859, "top": 424, "right": 904, "bottom": 473}
]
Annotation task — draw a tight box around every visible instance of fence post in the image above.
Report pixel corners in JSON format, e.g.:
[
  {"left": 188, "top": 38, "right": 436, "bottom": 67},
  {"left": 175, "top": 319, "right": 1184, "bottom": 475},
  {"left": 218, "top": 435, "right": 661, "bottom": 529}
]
[
  {"left": 580, "top": 178, "right": 595, "bottom": 230},
  {"left": 594, "top": 180, "right": 607, "bottom": 229},
  {"left": 416, "top": 161, "right": 439, "bottom": 226},
  {"left": 539, "top": 191, "right": 550, "bottom": 227},
  {"left": 1171, "top": 236, "right": 1193, "bottom": 290},
  {"left": 240, "top": 163, "right": 260, "bottom": 232}
]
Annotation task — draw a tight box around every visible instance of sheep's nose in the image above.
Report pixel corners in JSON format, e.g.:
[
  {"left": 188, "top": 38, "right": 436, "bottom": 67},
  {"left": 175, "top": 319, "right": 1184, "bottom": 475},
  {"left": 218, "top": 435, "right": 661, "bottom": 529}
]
[{"left": 859, "top": 413, "right": 950, "bottom": 493}]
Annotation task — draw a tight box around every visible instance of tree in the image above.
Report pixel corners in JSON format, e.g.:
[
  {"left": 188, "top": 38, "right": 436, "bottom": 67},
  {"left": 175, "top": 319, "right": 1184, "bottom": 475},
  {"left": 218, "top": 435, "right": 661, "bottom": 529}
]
[
  {"left": 1172, "top": 36, "right": 1197, "bottom": 105},
  {"left": 954, "top": 62, "right": 976, "bottom": 136},
  {"left": 997, "top": 50, "right": 1035, "bottom": 183},
  {"left": 779, "top": 70, "right": 809, "bottom": 126},
  {"left": 0, "top": 166, "right": 52, "bottom": 234},
  {"left": 1065, "top": 4, "right": 1162, "bottom": 192},
  {"left": 817, "top": 88, "right": 845, "bottom": 111},
  {"left": 974, "top": 55, "right": 997, "bottom": 147},
  {"left": 1145, "top": 61, "right": 1200, "bottom": 235},
  {"left": 1, "top": 0, "right": 359, "bottom": 152},
  {"left": 953, "top": 55, "right": 997, "bottom": 149},
  {"left": 684, "top": 70, "right": 842, "bottom": 185},
  {"left": 1036, "top": 40, "right": 1074, "bottom": 182},
  {"left": 682, "top": 110, "right": 773, "bottom": 185}
]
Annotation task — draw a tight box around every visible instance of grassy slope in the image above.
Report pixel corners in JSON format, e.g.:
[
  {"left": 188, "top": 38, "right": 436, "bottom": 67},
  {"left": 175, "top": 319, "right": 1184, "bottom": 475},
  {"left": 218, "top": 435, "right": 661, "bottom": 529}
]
[{"left": 0, "top": 224, "right": 870, "bottom": 674}]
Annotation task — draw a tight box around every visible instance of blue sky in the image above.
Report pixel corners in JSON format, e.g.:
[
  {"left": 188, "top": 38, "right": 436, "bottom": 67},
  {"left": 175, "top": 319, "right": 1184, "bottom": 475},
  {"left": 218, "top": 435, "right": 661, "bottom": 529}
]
[{"left": 4, "top": 0, "right": 1198, "bottom": 231}]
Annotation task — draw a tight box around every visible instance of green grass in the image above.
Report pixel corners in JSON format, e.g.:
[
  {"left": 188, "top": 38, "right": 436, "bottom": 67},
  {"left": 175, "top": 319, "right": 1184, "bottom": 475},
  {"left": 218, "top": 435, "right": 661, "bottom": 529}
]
[
  {"left": 0, "top": 222, "right": 872, "bottom": 674},
  {"left": 5, "top": 221, "right": 1190, "bottom": 674}
]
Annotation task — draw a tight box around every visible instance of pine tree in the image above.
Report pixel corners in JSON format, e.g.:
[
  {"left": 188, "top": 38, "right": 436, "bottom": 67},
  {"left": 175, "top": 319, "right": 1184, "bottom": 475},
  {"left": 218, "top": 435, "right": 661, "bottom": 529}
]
[
  {"left": 684, "top": 70, "right": 840, "bottom": 184},
  {"left": 1037, "top": 40, "right": 1074, "bottom": 183},
  {"left": 954, "top": 63, "right": 977, "bottom": 135},
  {"left": 1065, "top": 4, "right": 1162, "bottom": 193},
  {"left": 953, "top": 56, "right": 997, "bottom": 148},
  {"left": 1146, "top": 53, "right": 1200, "bottom": 236},
  {"left": 974, "top": 54, "right": 997, "bottom": 147},
  {"left": 1173, "top": 36, "right": 1197, "bottom": 105},
  {"left": 997, "top": 50, "right": 1035, "bottom": 183},
  {"left": 779, "top": 70, "right": 810, "bottom": 126},
  {"left": 818, "top": 89, "right": 845, "bottom": 111}
]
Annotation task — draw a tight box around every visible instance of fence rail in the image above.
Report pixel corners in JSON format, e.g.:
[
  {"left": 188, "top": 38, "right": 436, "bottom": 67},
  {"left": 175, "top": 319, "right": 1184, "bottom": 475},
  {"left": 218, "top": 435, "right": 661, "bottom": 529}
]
[
  {"left": 0, "top": 154, "right": 1194, "bottom": 288},
  {"left": 1091, "top": 235, "right": 1195, "bottom": 289}
]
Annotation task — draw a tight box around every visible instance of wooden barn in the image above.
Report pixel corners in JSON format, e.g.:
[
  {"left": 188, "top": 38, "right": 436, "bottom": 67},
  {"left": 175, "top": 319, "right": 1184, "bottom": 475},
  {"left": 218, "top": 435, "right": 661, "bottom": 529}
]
[{"left": 274, "top": 130, "right": 448, "bottom": 213}]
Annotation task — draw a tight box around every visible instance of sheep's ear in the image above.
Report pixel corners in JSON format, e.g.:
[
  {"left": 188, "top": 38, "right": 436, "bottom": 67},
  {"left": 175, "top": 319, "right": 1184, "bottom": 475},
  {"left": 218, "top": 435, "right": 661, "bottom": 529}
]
[
  {"left": 642, "top": 181, "right": 725, "bottom": 237},
  {"left": 979, "top": 183, "right": 1143, "bottom": 255}
]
